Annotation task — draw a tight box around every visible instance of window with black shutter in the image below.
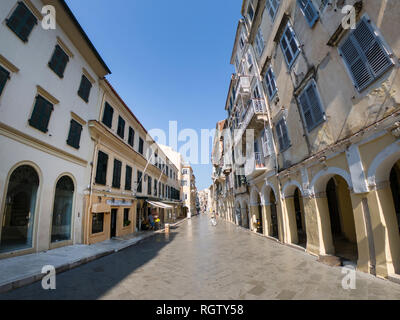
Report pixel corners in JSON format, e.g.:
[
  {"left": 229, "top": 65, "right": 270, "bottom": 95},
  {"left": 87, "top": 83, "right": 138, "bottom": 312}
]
[
  {"left": 128, "top": 127, "right": 135, "bottom": 147},
  {"left": 0, "top": 66, "right": 10, "bottom": 96},
  {"left": 67, "top": 119, "right": 83, "bottom": 149},
  {"left": 77, "top": 75, "right": 92, "bottom": 102},
  {"left": 6, "top": 2, "right": 37, "bottom": 42},
  {"left": 28, "top": 95, "right": 54, "bottom": 133},
  {"left": 137, "top": 170, "right": 143, "bottom": 193},
  {"left": 95, "top": 151, "right": 108, "bottom": 185},
  {"left": 48, "top": 45, "right": 69, "bottom": 78},
  {"left": 154, "top": 179, "right": 157, "bottom": 196},
  {"left": 102, "top": 102, "right": 114, "bottom": 128},
  {"left": 339, "top": 16, "right": 395, "bottom": 92},
  {"left": 112, "top": 159, "right": 122, "bottom": 189},
  {"left": 148, "top": 176, "right": 152, "bottom": 195},
  {"left": 117, "top": 116, "right": 125, "bottom": 139},
  {"left": 298, "top": 80, "right": 325, "bottom": 132},
  {"left": 139, "top": 137, "right": 144, "bottom": 155},
  {"left": 125, "top": 165, "right": 132, "bottom": 191}
]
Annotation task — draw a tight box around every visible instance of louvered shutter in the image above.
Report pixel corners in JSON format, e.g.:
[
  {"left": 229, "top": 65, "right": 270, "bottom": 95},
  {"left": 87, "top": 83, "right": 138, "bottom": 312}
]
[
  {"left": 102, "top": 103, "right": 114, "bottom": 128},
  {"left": 298, "top": 81, "right": 324, "bottom": 132},
  {"left": 6, "top": 2, "right": 37, "bottom": 42},
  {"left": 125, "top": 166, "right": 132, "bottom": 191},
  {"left": 78, "top": 75, "right": 92, "bottom": 102},
  {"left": 297, "top": 0, "right": 319, "bottom": 27},
  {"left": 0, "top": 66, "right": 10, "bottom": 96},
  {"left": 113, "top": 159, "right": 122, "bottom": 189},
  {"left": 276, "top": 120, "right": 284, "bottom": 151},
  {"left": 67, "top": 119, "right": 83, "bottom": 149},
  {"left": 339, "top": 17, "right": 394, "bottom": 92},
  {"left": 29, "top": 96, "right": 54, "bottom": 133},
  {"left": 96, "top": 151, "right": 108, "bottom": 185}
]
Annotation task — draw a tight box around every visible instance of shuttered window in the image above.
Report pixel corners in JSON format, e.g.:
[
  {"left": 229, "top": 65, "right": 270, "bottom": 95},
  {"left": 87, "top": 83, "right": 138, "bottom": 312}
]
[
  {"left": 247, "top": 3, "right": 254, "bottom": 21},
  {"left": 154, "top": 178, "right": 157, "bottom": 196},
  {"left": 112, "top": 159, "right": 122, "bottom": 189},
  {"left": 95, "top": 151, "right": 108, "bottom": 185},
  {"left": 148, "top": 176, "right": 152, "bottom": 195},
  {"left": 102, "top": 102, "right": 114, "bottom": 128},
  {"left": 276, "top": 118, "right": 290, "bottom": 151},
  {"left": 49, "top": 45, "right": 69, "bottom": 78},
  {"left": 264, "top": 66, "right": 277, "bottom": 99},
  {"left": 339, "top": 17, "right": 395, "bottom": 92},
  {"left": 77, "top": 75, "right": 92, "bottom": 102},
  {"left": 297, "top": 0, "right": 319, "bottom": 27},
  {"left": 280, "top": 22, "right": 301, "bottom": 68},
  {"left": 139, "top": 137, "right": 144, "bottom": 155},
  {"left": 255, "top": 28, "right": 265, "bottom": 57},
  {"left": 266, "top": 0, "right": 280, "bottom": 20},
  {"left": 117, "top": 116, "right": 125, "bottom": 139},
  {"left": 67, "top": 119, "right": 83, "bottom": 149},
  {"left": 125, "top": 165, "right": 132, "bottom": 191},
  {"left": 137, "top": 171, "right": 143, "bottom": 193},
  {"left": 28, "top": 95, "right": 54, "bottom": 133},
  {"left": 128, "top": 127, "right": 135, "bottom": 147},
  {"left": 298, "top": 80, "right": 325, "bottom": 132},
  {"left": 6, "top": 2, "right": 37, "bottom": 42},
  {"left": 0, "top": 66, "right": 10, "bottom": 96}
]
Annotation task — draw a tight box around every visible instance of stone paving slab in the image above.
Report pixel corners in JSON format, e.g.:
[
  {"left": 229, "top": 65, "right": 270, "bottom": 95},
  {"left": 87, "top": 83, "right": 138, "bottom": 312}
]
[{"left": 0, "top": 218, "right": 187, "bottom": 294}]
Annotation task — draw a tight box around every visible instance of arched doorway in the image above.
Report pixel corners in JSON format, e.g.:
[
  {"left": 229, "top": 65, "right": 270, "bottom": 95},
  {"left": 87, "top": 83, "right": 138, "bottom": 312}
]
[
  {"left": 235, "top": 202, "right": 242, "bottom": 226},
  {"left": 326, "top": 176, "right": 358, "bottom": 262},
  {"left": 51, "top": 176, "right": 75, "bottom": 243},
  {"left": 270, "top": 190, "right": 279, "bottom": 239},
  {"left": 256, "top": 194, "right": 263, "bottom": 234},
  {"left": 242, "top": 202, "right": 250, "bottom": 229},
  {"left": 0, "top": 165, "right": 39, "bottom": 252},
  {"left": 294, "top": 188, "right": 307, "bottom": 248}
]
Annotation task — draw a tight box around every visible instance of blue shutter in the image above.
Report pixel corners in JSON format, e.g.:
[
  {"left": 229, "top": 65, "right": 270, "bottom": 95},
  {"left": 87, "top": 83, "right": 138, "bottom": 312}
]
[
  {"left": 280, "top": 23, "right": 301, "bottom": 68},
  {"left": 265, "top": 67, "right": 277, "bottom": 99},
  {"left": 297, "top": 0, "right": 319, "bottom": 27},
  {"left": 339, "top": 17, "right": 394, "bottom": 92},
  {"left": 298, "top": 80, "right": 325, "bottom": 132}
]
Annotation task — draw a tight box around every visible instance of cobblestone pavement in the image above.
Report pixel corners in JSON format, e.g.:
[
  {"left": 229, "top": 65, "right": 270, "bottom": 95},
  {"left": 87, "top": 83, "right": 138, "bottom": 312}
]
[{"left": 2, "top": 214, "right": 400, "bottom": 300}]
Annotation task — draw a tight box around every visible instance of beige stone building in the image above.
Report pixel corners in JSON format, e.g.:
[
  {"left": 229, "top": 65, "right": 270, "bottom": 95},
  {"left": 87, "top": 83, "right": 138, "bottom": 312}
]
[{"left": 213, "top": 0, "right": 400, "bottom": 280}]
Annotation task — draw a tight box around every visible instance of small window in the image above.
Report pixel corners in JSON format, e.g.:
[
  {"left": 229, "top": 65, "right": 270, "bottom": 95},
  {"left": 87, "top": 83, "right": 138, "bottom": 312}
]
[
  {"left": 280, "top": 22, "right": 301, "bottom": 68},
  {"left": 139, "top": 137, "right": 144, "bottom": 155},
  {"left": 264, "top": 67, "right": 278, "bottom": 99},
  {"left": 298, "top": 80, "right": 325, "bottom": 132},
  {"left": 102, "top": 102, "right": 114, "bottom": 128},
  {"left": 0, "top": 66, "right": 10, "bottom": 96},
  {"left": 28, "top": 95, "right": 54, "bottom": 133},
  {"left": 297, "top": 0, "right": 319, "bottom": 27},
  {"left": 154, "top": 179, "right": 157, "bottom": 196},
  {"left": 276, "top": 118, "right": 291, "bottom": 151},
  {"left": 112, "top": 159, "right": 122, "bottom": 189},
  {"left": 92, "top": 213, "right": 104, "bottom": 234},
  {"left": 77, "top": 75, "right": 92, "bottom": 102},
  {"left": 339, "top": 17, "right": 395, "bottom": 92},
  {"left": 48, "top": 45, "right": 69, "bottom": 78},
  {"left": 6, "top": 2, "right": 37, "bottom": 42},
  {"left": 247, "top": 3, "right": 254, "bottom": 21},
  {"left": 123, "top": 209, "right": 130, "bottom": 226},
  {"left": 67, "top": 119, "right": 83, "bottom": 149},
  {"left": 137, "top": 170, "right": 143, "bottom": 193},
  {"left": 265, "top": 0, "right": 280, "bottom": 21},
  {"left": 117, "top": 116, "right": 125, "bottom": 139},
  {"left": 95, "top": 151, "right": 108, "bottom": 185},
  {"left": 128, "top": 127, "right": 135, "bottom": 147},
  {"left": 125, "top": 165, "right": 132, "bottom": 191}
]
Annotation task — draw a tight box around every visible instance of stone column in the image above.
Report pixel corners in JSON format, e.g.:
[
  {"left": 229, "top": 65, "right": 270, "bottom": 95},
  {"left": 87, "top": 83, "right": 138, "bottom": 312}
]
[
  {"left": 302, "top": 196, "right": 320, "bottom": 255},
  {"left": 313, "top": 193, "right": 335, "bottom": 256},
  {"left": 283, "top": 196, "right": 299, "bottom": 245},
  {"left": 262, "top": 203, "right": 272, "bottom": 237}
]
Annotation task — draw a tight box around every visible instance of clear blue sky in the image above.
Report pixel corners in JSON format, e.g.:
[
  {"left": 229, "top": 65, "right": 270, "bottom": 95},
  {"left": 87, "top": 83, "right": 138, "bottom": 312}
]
[{"left": 66, "top": 0, "right": 242, "bottom": 190}]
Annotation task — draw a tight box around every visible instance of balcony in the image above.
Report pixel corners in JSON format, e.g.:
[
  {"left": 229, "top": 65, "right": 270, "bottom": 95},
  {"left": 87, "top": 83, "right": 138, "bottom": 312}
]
[
  {"left": 234, "top": 76, "right": 251, "bottom": 103},
  {"left": 244, "top": 153, "right": 275, "bottom": 178},
  {"left": 223, "top": 163, "right": 232, "bottom": 175},
  {"left": 234, "top": 99, "right": 268, "bottom": 146}
]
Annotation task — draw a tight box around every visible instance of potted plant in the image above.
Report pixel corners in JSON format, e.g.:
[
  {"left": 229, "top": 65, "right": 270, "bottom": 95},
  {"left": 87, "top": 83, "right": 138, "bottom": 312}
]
[{"left": 124, "top": 220, "right": 131, "bottom": 227}]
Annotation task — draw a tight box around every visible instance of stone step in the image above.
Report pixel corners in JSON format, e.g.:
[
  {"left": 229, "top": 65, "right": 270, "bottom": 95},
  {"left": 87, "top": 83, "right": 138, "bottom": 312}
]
[{"left": 318, "top": 255, "right": 342, "bottom": 267}]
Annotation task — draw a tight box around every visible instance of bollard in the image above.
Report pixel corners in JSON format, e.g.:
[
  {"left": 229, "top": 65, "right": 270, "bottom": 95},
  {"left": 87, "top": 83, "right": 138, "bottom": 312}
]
[{"left": 165, "top": 223, "right": 170, "bottom": 233}]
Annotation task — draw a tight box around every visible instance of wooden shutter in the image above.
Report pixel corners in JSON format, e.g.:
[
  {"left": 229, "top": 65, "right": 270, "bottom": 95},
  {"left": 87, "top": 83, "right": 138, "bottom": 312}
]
[
  {"left": 102, "top": 102, "right": 114, "bottom": 128},
  {"left": 280, "top": 23, "right": 300, "bottom": 67},
  {"left": 112, "top": 159, "right": 122, "bottom": 188},
  {"left": 78, "top": 75, "right": 92, "bottom": 102},
  {"left": 0, "top": 66, "right": 10, "bottom": 96},
  {"left": 298, "top": 81, "right": 325, "bottom": 132},
  {"left": 117, "top": 116, "right": 125, "bottom": 139},
  {"left": 49, "top": 45, "right": 69, "bottom": 78},
  {"left": 276, "top": 119, "right": 290, "bottom": 151},
  {"left": 96, "top": 151, "right": 108, "bottom": 185},
  {"left": 29, "top": 95, "right": 54, "bottom": 133},
  {"left": 125, "top": 165, "right": 132, "bottom": 191},
  {"left": 6, "top": 2, "right": 37, "bottom": 42},
  {"left": 67, "top": 119, "right": 83, "bottom": 149},
  {"left": 339, "top": 17, "right": 394, "bottom": 92},
  {"left": 137, "top": 171, "right": 143, "bottom": 192},
  {"left": 297, "top": 0, "right": 319, "bottom": 27},
  {"left": 128, "top": 127, "right": 135, "bottom": 147}
]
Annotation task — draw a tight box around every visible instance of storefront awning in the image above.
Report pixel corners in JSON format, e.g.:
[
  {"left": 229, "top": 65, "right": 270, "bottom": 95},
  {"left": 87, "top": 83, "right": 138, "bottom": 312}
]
[{"left": 146, "top": 200, "right": 173, "bottom": 209}]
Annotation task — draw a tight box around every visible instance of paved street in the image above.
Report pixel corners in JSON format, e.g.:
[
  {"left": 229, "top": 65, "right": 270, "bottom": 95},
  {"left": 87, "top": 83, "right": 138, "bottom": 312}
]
[{"left": 1, "top": 215, "right": 400, "bottom": 300}]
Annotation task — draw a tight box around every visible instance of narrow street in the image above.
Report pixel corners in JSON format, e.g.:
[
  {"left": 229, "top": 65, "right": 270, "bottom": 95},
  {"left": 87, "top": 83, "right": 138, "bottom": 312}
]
[{"left": 1, "top": 215, "right": 400, "bottom": 300}]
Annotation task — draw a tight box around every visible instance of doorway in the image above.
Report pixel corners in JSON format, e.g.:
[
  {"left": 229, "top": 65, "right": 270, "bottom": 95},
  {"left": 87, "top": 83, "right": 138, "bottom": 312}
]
[
  {"left": 270, "top": 191, "right": 279, "bottom": 239},
  {"left": 110, "top": 208, "right": 117, "bottom": 238},
  {"left": 294, "top": 188, "right": 307, "bottom": 248}
]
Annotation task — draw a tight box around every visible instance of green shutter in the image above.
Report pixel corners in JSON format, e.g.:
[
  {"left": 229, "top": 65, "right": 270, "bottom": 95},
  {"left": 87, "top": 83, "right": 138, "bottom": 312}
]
[
  {"left": 78, "top": 75, "right": 92, "bottom": 102},
  {"left": 6, "top": 2, "right": 37, "bottom": 42},
  {"left": 125, "top": 165, "right": 132, "bottom": 191},
  {"left": 112, "top": 159, "right": 122, "bottom": 188},
  {"left": 96, "top": 151, "right": 108, "bottom": 185},
  {"left": 0, "top": 66, "right": 10, "bottom": 96},
  {"left": 49, "top": 45, "right": 69, "bottom": 78},
  {"left": 29, "top": 95, "right": 54, "bottom": 133},
  {"left": 67, "top": 119, "right": 83, "bottom": 149},
  {"left": 102, "top": 102, "right": 114, "bottom": 128},
  {"left": 137, "top": 171, "right": 143, "bottom": 192}
]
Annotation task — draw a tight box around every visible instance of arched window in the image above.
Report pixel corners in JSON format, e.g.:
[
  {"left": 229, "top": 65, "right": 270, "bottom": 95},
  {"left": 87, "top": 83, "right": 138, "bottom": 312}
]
[
  {"left": 1, "top": 165, "right": 39, "bottom": 252},
  {"left": 51, "top": 176, "right": 74, "bottom": 243}
]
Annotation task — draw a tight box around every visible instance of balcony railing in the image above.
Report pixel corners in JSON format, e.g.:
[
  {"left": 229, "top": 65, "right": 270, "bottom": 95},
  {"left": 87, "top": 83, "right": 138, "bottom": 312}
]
[
  {"left": 234, "top": 76, "right": 251, "bottom": 102},
  {"left": 244, "top": 153, "right": 274, "bottom": 177},
  {"left": 234, "top": 99, "right": 267, "bottom": 145}
]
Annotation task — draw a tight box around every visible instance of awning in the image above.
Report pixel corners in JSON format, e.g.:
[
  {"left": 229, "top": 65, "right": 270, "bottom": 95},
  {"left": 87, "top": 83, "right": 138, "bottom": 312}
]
[{"left": 146, "top": 200, "right": 173, "bottom": 209}]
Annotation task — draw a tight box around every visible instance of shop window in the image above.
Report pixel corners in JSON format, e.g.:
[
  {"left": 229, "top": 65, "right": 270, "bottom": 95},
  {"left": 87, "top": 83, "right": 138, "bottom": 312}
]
[{"left": 92, "top": 213, "right": 104, "bottom": 234}]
